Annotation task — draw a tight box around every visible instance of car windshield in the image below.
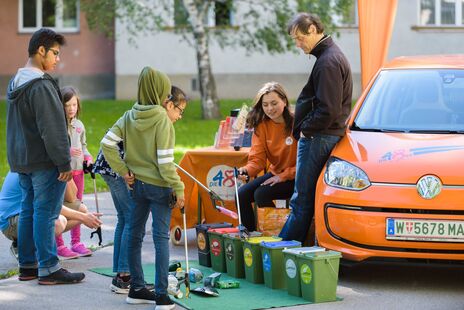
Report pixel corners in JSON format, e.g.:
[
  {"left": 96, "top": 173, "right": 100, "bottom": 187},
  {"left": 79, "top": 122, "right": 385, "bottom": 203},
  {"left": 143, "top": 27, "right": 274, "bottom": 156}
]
[{"left": 353, "top": 69, "right": 464, "bottom": 133}]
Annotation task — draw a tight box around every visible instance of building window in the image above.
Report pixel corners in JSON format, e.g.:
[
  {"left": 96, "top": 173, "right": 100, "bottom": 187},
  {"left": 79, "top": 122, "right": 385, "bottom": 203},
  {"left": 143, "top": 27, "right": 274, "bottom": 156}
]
[
  {"left": 420, "top": 0, "right": 464, "bottom": 26},
  {"left": 334, "top": 1, "right": 358, "bottom": 27},
  {"left": 173, "top": 0, "right": 234, "bottom": 27},
  {"left": 214, "top": 0, "right": 233, "bottom": 27},
  {"left": 174, "top": 0, "right": 189, "bottom": 26},
  {"left": 19, "top": 0, "right": 80, "bottom": 32}
]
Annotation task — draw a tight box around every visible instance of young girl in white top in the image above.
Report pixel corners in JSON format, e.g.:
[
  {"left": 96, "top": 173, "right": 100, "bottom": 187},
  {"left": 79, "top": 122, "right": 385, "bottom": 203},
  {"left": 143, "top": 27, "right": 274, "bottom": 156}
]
[{"left": 55, "top": 86, "right": 93, "bottom": 258}]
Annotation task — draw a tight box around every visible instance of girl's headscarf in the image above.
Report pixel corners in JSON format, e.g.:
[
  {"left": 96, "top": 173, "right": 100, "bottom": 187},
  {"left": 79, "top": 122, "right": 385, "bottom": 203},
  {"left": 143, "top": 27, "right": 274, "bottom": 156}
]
[{"left": 137, "top": 66, "right": 171, "bottom": 105}]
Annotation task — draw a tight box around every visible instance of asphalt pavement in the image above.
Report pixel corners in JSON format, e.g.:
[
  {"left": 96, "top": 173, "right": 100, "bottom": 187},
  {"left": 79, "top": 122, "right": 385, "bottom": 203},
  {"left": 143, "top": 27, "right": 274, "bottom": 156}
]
[{"left": 1, "top": 192, "right": 463, "bottom": 310}]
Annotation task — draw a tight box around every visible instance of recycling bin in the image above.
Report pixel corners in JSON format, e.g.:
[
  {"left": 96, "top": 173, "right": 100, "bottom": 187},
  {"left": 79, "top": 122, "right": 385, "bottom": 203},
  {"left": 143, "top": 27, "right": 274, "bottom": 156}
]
[
  {"left": 195, "top": 222, "right": 232, "bottom": 267},
  {"left": 298, "top": 250, "right": 342, "bottom": 303},
  {"left": 261, "top": 240, "right": 301, "bottom": 289},
  {"left": 282, "top": 246, "right": 325, "bottom": 297},
  {"left": 208, "top": 227, "right": 239, "bottom": 272},
  {"left": 243, "top": 236, "right": 281, "bottom": 284},
  {"left": 223, "top": 231, "right": 262, "bottom": 278}
]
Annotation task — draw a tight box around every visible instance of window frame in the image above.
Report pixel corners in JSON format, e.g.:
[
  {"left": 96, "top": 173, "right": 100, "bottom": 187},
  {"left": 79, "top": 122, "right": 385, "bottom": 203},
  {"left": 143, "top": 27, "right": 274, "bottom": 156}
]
[
  {"left": 334, "top": 0, "right": 359, "bottom": 28},
  {"left": 18, "top": 0, "right": 80, "bottom": 33},
  {"left": 172, "top": 0, "right": 235, "bottom": 28},
  {"left": 418, "top": 0, "right": 464, "bottom": 27}
]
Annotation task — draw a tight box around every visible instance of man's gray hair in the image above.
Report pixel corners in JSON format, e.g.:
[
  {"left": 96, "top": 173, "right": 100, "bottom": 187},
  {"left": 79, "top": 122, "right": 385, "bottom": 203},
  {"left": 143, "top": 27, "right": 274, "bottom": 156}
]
[{"left": 287, "top": 13, "right": 324, "bottom": 35}]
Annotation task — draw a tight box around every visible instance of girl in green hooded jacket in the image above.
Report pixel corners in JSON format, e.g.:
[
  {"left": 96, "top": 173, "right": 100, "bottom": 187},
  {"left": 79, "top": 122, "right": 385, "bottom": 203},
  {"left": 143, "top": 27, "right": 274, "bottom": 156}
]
[{"left": 102, "top": 67, "right": 187, "bottom": 309}]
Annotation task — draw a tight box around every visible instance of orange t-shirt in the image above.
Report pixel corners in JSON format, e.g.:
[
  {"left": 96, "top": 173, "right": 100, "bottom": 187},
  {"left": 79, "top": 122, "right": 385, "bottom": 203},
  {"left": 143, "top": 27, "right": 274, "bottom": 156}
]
[{"left": 244, "top": 119, "right": 297, "bottom": 181}]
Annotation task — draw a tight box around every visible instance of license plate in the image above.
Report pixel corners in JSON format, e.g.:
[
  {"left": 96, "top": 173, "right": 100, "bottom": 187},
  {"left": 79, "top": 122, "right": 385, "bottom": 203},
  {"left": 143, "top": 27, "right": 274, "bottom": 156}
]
[{"left": 386, "top": 218, "right": 464, "bottom": 242}]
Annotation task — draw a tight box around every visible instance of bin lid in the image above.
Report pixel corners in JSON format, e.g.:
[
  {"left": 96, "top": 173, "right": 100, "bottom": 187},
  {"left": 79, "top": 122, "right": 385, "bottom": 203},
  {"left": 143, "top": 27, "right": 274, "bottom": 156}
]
[
  {"left": 282, "top": 246, "right": 326, "bottom": 255},
  {"left": 245, "top": 236, "right": 282, "bottom": 244},
  {"left": 224, "top": 231, "right": 262, "bottom": 239},
  {"left": 261, "top": 240, "right": 301, "bottom": 249},
  {"left": 300, "top": 250, "right": 342, "bottom": 260},
  {"left": 208, "top": 227, "right": 239, "bottom": 234},
  {"left": 195, "top": 222, "right": 232, "bottom": 230}
]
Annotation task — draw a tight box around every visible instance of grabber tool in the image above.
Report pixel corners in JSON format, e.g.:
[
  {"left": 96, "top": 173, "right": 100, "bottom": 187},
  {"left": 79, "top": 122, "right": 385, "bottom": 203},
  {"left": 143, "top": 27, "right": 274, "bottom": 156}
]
[
  {"left": 234, "top": 167, "right": 250, "bottom": 239},
  {"left": 169, "top": 193, "right": 190, "bottom": 298},
  {"left": 174, "top": 163, "right": 238, "bottom": 219},
  {"left": 84, "top": 161, "right": 103, "bottom": 246}
]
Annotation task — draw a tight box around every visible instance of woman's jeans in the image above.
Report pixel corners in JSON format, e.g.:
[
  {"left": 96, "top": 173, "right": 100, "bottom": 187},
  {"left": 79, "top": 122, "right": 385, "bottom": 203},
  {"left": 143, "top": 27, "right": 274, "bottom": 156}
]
[
  {"left": 102, "top": 174, "right": 134, "bottom": 274},
  {"left": 279, "top": 133, "right": 340, "bottom": 243},
  {"left": 18, "top": 169, "right": 66, "bottom": 277},
  {"left": 238, "top": 172, "right": 295, "bottom": 231},
  {"left": 129, "top": 180, "right": 172, "bottom": 294}
]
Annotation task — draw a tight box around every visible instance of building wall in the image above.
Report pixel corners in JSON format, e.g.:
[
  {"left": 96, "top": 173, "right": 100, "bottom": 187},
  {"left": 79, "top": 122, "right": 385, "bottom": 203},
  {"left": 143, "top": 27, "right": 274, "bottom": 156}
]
[
  {"left": 0, "top": 1, "right": 115, "bottom": 99},
  {"left": 115, "top": 0, "right": 464, "bottom": 102},
  {"left": 115, "top": 26, "right": 360, "bottom": 101}
]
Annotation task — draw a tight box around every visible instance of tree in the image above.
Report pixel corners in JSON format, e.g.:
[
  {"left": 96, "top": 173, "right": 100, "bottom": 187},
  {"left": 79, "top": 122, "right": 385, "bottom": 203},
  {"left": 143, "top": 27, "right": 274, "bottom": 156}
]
[{"left": 82, "top": 0, "right": 353, "bottom": 119}]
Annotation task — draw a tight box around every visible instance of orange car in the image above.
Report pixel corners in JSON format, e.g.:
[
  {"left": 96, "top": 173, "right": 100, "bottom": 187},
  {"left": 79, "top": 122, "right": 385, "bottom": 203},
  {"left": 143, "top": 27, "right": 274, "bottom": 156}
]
[{"left": 315, "top": 55, "right": 464, "bottom": 262}]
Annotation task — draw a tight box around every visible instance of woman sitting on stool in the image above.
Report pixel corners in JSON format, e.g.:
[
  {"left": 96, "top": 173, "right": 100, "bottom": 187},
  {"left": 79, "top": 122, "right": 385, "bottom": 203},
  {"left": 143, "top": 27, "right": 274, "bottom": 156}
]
[{"left": 236, "top": 82, "right": 297, "bottom": 232}]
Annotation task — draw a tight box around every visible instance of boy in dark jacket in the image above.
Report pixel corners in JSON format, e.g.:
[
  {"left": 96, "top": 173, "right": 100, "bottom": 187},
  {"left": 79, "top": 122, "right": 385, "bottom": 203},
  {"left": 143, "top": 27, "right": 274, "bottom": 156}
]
[{"left": 6, "top": 28, "right": 84, "bottom": 284}]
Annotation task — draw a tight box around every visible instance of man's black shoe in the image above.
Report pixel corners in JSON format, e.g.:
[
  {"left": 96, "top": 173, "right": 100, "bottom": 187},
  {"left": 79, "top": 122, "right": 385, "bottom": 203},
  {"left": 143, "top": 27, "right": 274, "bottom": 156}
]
[
  {"left": 18, "top": 268, "right": 38, "bottom": 281},
  {"left": 155, "top": 293, "right": 175, "bottom": 310},
  {"left": 126, "top": 287, "right": 156, "bottom": 304},
  {"left": 38, "top": 268, "right": 85, "bottom": 285}
]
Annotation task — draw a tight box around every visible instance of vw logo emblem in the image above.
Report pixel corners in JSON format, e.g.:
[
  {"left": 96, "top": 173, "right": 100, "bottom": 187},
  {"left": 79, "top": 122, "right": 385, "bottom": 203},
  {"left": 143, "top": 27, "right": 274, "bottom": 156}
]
[{"left": 416, "top": 175, "right": 442, "bottom": 199}]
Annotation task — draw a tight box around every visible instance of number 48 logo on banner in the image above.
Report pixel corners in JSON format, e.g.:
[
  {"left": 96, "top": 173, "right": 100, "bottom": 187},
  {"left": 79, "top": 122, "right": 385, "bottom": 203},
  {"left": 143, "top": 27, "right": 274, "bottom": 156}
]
[{"left": 207, "top": 165, "right": 243, "bottom": 201}]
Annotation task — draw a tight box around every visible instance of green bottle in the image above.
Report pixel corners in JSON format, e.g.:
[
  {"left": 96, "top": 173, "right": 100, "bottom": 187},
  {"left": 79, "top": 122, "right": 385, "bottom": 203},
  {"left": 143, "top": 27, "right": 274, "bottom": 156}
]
[
  {"left": 168, "top": 260, "right": 181, "bottom": 272},
  {"left": 215, "top": 280, "right": 240, "bottom": 289}
]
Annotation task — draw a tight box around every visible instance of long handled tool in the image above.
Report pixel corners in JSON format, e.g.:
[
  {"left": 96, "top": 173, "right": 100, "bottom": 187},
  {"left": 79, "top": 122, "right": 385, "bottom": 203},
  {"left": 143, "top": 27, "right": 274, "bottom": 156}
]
[
  {"left": 85, "top": 162, "right": 103, "bottom": 246},
  {"left": 174, "top": 163, "right": 238, "bottom": 220},
  {"left": 233, "top": 168, "right": 249, "bottom": 239},
  {"left": 169, "top": 193, "right": 190, "bottom": 298},
  {"left": 181, "top": 206, "right": 190, "bottom": 298}
]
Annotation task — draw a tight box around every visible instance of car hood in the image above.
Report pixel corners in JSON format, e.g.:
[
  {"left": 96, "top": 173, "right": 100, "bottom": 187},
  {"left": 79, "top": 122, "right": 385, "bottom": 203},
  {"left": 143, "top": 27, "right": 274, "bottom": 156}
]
[{"left": 332, "top": 131, "right": 464, "bottom": 185}]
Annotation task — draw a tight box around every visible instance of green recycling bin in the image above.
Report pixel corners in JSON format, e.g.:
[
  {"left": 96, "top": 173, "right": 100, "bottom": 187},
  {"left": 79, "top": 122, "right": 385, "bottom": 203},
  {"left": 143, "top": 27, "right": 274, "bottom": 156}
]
[
  {"left": 298, "top": 250, "right": 342, "bottom": 303},
  {"left": 208, "top": 227, "right": 239, "bottom": 272},
  {"left": 243, "top": 236, "right": 281, "bottom": 284},
  {"left": 261, "top": 240, "right": 301, "bottom": 289},
  {"left": 224, "top": 232, "right": 262, "bottom": 278},
  {"left": 282, "top": 246, "right": 326, "bottom": 297},
  {"left": 195, "top": 222, "right": 233, "bottom": 267}
]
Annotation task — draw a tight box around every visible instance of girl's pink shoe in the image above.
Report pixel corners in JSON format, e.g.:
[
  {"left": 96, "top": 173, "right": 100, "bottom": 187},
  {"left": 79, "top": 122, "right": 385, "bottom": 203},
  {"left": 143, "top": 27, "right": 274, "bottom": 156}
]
[
  {"left": 57, "top": 245, "right": 79, "bottom": 259},
  {"left": 71, "top": 242, "right": 92, "bottom": 257}
]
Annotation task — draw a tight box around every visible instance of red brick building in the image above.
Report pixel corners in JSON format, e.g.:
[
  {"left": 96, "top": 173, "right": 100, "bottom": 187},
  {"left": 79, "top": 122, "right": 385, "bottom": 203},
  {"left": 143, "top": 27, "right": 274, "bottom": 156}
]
[{"left": 0, "top": 0, "right": 115, "bottom": 99}]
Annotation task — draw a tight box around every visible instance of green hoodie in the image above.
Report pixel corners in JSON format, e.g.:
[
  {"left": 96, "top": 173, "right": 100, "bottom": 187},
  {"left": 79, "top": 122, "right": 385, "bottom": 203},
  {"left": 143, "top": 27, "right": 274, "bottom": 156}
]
[{"left": 101, "top": 103, "right": 184, "bottom": 198}]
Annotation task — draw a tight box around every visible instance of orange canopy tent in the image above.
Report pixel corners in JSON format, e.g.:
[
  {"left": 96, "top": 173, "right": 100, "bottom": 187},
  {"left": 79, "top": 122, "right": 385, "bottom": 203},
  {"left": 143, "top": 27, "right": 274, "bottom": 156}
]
[{"left": 358, "top": 0, "right": 398, "bottom": 89}]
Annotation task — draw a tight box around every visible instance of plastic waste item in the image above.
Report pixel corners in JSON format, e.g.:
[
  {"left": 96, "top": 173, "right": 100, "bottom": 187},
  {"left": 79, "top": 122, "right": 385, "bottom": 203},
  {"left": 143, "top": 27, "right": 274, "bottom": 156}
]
[
  {"left": 188, "top": 268, "right": 204, "bottom": 283},
  {"left": 175, "top": 267, "right": 186, "bottom": 280},
  {"left": 169, "top": 260, "right": 181, "bottom": 272},
  {"left": 191, "top": 286, "right": 219, "bottom": 297},
  {"left": 215, "top": 280, "right": 240, "bottom": 289},
  {"left": 167, "top": 274, "right": 183, "bottom": 298},
  {"left": 203, "top": 272, "right": 221, "bottom": 288}
]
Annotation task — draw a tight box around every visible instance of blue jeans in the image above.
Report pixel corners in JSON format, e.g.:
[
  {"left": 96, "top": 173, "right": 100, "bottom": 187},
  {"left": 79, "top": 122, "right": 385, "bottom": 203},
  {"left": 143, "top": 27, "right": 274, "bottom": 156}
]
[
  {"left": 18, "top": 169, "right": 66, "bottom": 276},
  {"left": 279, "top": 133, "right": 340, "bottom": 243},
  {"left": 129, "top": 180, "right": 172, "bottom": 294},
  {"left": 102, "top": 174, "right": 134, "bottom": 274}
]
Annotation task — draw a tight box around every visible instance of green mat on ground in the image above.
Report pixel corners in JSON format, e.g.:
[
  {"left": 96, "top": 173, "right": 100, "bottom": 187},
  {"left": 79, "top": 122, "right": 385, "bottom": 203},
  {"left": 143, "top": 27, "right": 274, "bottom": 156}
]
[{"left": 90, "top": 261, "right": 340, "bottom": 310}]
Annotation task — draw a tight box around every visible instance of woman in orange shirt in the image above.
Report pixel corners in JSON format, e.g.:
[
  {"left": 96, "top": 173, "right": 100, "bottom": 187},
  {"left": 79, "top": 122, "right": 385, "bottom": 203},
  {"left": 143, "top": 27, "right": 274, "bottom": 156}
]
[{"left": 237, "top": 82, "right": 297, "bottom": 232}]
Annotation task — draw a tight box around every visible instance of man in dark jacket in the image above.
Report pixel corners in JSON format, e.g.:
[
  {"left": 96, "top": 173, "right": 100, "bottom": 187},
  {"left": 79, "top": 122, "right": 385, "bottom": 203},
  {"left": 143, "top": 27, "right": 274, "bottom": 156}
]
[
  {"left": 279, "top": 13, "right": 353, "bottom": 243},
  {"left": 6, "top": 28, "right": 85, "bottom": 284}
]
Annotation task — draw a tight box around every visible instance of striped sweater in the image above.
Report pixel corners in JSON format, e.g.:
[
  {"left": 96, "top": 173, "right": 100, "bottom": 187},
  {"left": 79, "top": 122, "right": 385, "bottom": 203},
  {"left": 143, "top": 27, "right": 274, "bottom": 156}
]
[{"left": 101, "top": 103, "right": 184, "bottom": 198}]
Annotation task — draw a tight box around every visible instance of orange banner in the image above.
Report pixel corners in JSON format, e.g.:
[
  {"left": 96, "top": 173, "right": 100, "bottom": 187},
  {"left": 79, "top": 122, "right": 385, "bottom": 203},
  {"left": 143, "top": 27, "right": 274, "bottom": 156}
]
[
  {"left": 358, "top": 0, "right": 398, "bottom": 89},
  {"left": 170, "top": 147, "right": 249, "bottom": 230}
]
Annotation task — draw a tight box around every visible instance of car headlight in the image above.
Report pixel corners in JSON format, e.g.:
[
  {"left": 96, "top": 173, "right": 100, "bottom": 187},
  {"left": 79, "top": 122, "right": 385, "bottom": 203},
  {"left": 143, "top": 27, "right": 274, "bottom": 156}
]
[{"left": 324, "top": 157, "right": 370, "bottom": 190}]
